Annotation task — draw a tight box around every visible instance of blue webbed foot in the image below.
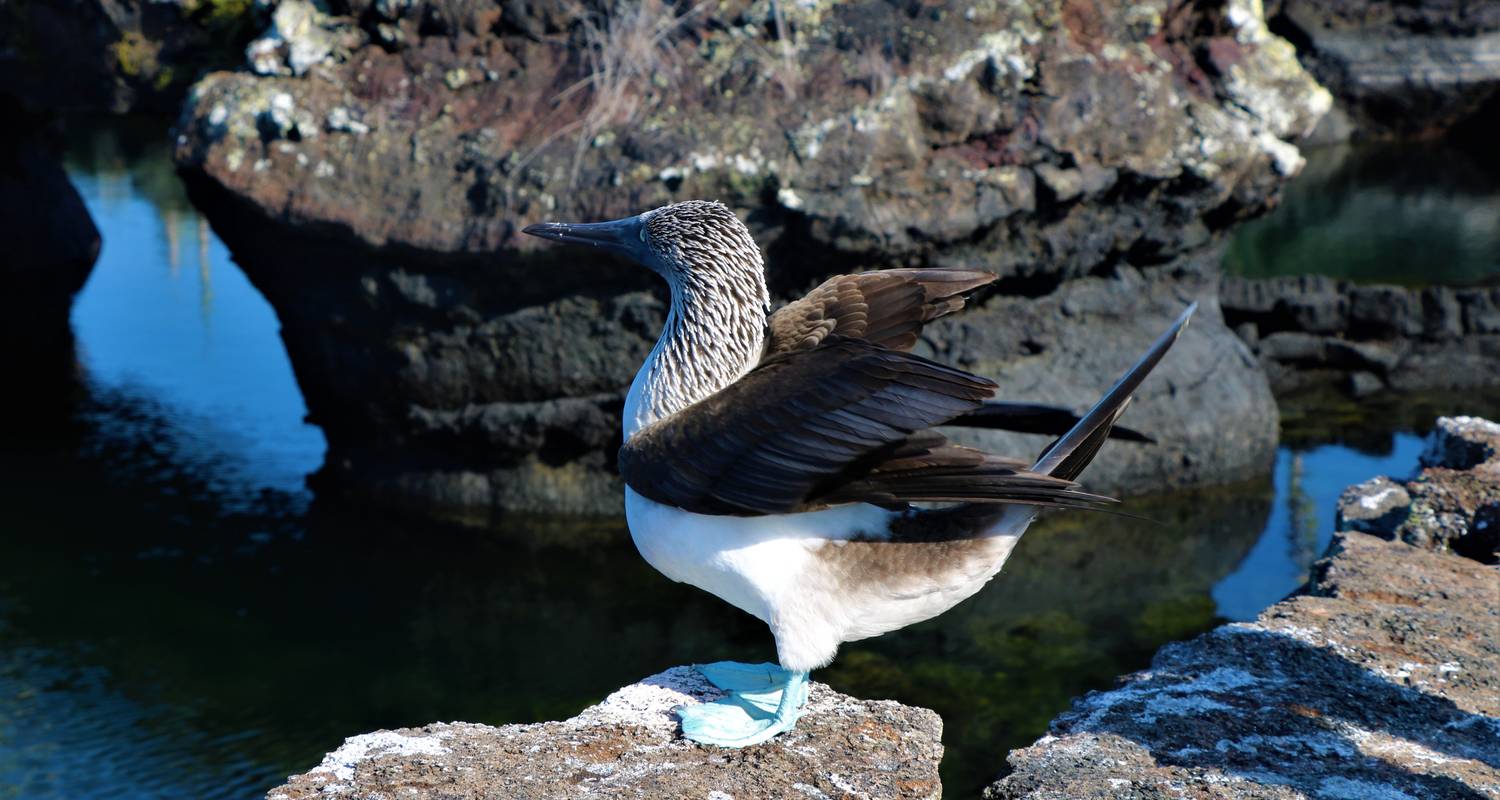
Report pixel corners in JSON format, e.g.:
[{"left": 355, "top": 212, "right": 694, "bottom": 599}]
[{"left": 678, "top": 661, "right": 809, "bottom": 747}]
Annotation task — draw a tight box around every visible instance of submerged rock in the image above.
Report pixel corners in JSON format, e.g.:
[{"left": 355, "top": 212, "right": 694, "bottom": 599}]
[
  {"left": 988, "top": 415, "right": 1500, "bottom": 798},
  {"left": 174, "top": 0, "right": 1326, "bottom": 514},
  {"left": 267, "top": 665, "right": 943, "bottom": 799}
]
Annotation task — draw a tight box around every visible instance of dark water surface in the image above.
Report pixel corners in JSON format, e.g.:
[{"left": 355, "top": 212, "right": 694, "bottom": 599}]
[
  {"left": 1224, "top": 139, "right": 1500, "bottom": 285},
  {"left": 0, "top": 119, "right": 1483, "bottom": 799}
]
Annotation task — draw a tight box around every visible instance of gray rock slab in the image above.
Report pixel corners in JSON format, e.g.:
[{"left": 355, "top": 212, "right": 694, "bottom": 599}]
[
  {"left": 1223, "top": 276, "right": 1500, "bottom": 399},
  {"left": 934, "top": 262, "right": 1278, "bottom": 496},
  {"left": 1276, "top": 0, "right": 1500, "bottom": 138}
]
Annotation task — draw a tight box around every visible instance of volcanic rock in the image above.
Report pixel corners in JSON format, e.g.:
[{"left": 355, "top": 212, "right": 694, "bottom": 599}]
[
  {"left": 0, "top": 102, "right": 100, "bottom": 406},
  {"left": 266, "top": 665, "right": 943, "bottom": 800},
  {"left": 1223, "top": 274, "right": 1500, "bottom": 398}
]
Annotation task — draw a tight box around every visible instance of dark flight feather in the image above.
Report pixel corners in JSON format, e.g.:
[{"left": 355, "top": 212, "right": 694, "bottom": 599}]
[
  {"left": 619, "top": 337, "right": 999, "bottom": 515},
  {"left": 1033, "top": 303, "right": 1196, "bottom": 480},
  {"left": 946, "top": 401, "right": 1154, "bottom": 442},
  {"left": 817, "top": 431, "right": 1117, "bottom": 512}
]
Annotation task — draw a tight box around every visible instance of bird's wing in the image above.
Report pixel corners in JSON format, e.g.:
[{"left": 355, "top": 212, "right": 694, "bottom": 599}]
[
  {"left": 816, "top": 431, "right": 1116, "bottom": 512},
  {"left": 618, "top": 337, "right": 1111, "bottom": 516},
  {"left": 765, "top": 269, "right": 995, "bottom": 356}
]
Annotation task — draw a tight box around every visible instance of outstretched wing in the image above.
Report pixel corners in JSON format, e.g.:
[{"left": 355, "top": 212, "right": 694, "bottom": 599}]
[
  {"left": 618, "top": 337, "right": 1113, "bottom": 516},
  {"left": 765, "top": 269, "right": 995, "bottom": 356}
]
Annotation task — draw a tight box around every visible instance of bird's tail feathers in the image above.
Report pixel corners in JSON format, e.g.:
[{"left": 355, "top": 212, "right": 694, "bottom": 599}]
[{"left": 1030, "top": 303, "right": 1197, "bottom": 482}]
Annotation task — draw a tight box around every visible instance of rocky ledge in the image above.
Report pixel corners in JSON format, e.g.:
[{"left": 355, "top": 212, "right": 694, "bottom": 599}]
[
  {"left": 171, "top": 0, "right": 1329, "bottom": 515},
  {"left": 267, "top": 665, "right": 942, "bottom": 800},
  {"left": 989, "top": 415, "right": 1500, "bottom": 799},
  {"left": 1223, "top": 274, "right": 1500, "bottom": 400}
]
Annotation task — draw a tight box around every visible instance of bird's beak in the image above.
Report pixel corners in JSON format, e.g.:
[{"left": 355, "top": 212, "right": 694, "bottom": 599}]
[{"left": 522, "top": 216, "right": 646, "bottom": 261}]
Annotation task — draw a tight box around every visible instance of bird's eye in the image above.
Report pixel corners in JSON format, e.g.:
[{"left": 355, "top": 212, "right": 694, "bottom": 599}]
[{"left": 639, "top": 228, "right": 648, "bottom": 243}]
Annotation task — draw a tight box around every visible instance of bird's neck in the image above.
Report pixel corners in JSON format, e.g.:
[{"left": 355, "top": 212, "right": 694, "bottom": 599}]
[{"left": 623, "top": 280, "right": 767, "bottom": 439}]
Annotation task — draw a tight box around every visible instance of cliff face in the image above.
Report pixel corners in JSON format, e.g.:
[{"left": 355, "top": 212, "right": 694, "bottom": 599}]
[
  {"left": 172, "top": 0, "right": 1329, "bottom": 515},
  {"left": 988, "top": 415, "right": 1500, "bottom": 798}
]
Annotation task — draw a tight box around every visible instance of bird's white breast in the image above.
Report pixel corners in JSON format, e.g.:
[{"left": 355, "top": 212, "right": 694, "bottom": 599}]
[{"left": 623, "top": 488, "right": 896, "bottom": 623}]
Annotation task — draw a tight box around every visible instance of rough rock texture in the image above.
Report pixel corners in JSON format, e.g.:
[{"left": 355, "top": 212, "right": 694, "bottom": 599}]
[
  {"left": 267, "top": 665, "right": 943, "bottom": 799},
  {"left": 0, "top": 0, "right": 261, "bottom": 114},
  {"left": 1222, "top": 274, "right": 1500, "bottom": 399},
  {"left": 1268, "top": 0, "right": 1500, "bottom": 141},
  {"left": 988, "top": 416, "right": 1500, "bottom": 799},
  {"left": 1339, "top": 416, "right": 1500, "bottom": 564},
  {"left": 0, "top": 102, "right": 101, "bottom": 405},
  {"left": 172, "top": 0, "right": 1326, "bottom": 514}
]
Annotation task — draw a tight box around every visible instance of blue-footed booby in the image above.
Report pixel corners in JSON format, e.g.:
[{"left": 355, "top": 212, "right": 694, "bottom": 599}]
[{"left": 524, "top": 200, "right": 1194, "bottom": 747}]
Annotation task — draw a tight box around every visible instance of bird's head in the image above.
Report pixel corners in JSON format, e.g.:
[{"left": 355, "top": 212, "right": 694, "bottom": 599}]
[{"left": 523, "top": 200, "right": 768, "bottom": 312}]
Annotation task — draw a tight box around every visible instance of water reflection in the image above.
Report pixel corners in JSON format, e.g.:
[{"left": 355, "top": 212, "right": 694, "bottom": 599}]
[
  {"left": 1225, "top": 140, "right": 1500, "bottom": 286},
  {"left": 0, "top": 389, "right": 1268, "bottom": 799},
  {"left": 63, "top": 116, "right": 325, "bottom": 498},
  {"left": 0, "top": 117, "right": 1486, "bottom": 800}
]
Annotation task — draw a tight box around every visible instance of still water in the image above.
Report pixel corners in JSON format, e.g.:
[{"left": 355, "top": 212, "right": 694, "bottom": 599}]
[
  {"left": 1224, "top": 139, "right": 1500, "bottom": 285},
  {"left": 0, "top": 120, "right": 1479, "bottom": 799}
]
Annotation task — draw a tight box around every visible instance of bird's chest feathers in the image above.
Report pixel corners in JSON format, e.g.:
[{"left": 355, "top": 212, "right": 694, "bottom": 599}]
[{"left": 623, "top": 490, "right": 896, "bottom": 622}]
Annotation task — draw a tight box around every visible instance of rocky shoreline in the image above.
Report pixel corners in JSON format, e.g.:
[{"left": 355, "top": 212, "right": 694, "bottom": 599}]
[
  {"left": 9, "top": 0, "right": 1499, "bottom": 518},
  {"left": 265, "top": 415, "right": 1500, "bottom": 798},
  {"left": 989, "top": 415, "right": 1500, "bottom": 798}
]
